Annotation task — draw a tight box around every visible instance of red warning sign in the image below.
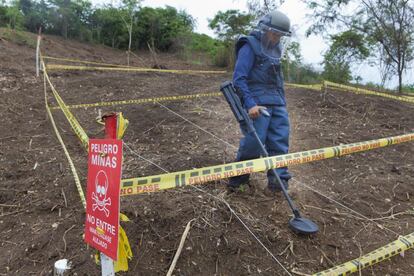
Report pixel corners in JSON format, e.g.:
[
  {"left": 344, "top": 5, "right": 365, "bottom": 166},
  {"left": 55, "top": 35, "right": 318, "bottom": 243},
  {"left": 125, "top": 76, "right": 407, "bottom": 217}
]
[{"left": 84, "top": 139, "right": 123, "bottom": 260}]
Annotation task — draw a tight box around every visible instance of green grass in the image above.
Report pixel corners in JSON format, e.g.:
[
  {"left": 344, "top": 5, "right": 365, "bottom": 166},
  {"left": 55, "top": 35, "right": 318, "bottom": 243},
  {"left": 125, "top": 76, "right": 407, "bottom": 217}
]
[{"left": 0, "top": 27, "right": 36, "bottom": 48}]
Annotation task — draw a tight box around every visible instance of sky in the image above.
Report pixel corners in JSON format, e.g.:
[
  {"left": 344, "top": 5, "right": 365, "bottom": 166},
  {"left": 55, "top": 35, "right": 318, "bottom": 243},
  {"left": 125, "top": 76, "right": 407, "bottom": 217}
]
[
  {"left": 143, "top": 0, "right": 328, "bottom": 64},
  {"left": 93, "top": 0, "right": 411, "bottom": 87}
]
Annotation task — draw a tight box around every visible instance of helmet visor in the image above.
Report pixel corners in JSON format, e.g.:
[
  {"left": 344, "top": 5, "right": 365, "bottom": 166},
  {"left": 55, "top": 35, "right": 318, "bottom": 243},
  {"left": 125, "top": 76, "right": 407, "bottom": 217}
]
[{"left": 260, "top": 24, "right": 291, "bottom": 60}]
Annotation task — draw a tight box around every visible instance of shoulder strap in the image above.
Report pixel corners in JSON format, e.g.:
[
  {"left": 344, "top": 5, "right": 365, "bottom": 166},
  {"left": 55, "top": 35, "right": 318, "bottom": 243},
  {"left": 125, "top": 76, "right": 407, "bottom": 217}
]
[
  {"left": 235, "top": 35, "right": 262, "bottom": 58},
  {"left": 244, "top": 36, "right": 261, "bottom": 55}
]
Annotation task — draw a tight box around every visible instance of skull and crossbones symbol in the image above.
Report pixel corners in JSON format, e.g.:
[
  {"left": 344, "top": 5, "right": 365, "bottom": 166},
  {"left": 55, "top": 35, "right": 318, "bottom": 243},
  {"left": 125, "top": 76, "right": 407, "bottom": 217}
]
[{"left": 92, "top": 170, "right": 111, "bottom": 217}]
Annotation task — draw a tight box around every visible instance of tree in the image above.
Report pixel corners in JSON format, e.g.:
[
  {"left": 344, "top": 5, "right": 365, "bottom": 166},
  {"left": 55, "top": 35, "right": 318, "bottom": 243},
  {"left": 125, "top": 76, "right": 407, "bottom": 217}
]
[
  {"left": 48, "top": 0, "right": 71, "bottom": 38},
  {"left": 135, "top": 6, "right": 194, "bottom": 51},
  {"left": 155, "top": 6, "right": 194, "bottom": 51},
  {"left": 322, "top": 30, "right": 370, "bottom": 84},
  {"left": 208, "top": 9, "right": 253, "bottom": 67},
  {"left": 307, "top": 0, "right": 414, "bottom": 93},
  {"left": 246, "top": 0, "right": 284, "bottom": 17},
  {"left": 120, "top": 0, "right": 142, "bottom": 65},
  {"left": 0, "top": 3, "right": 7, "bottom": 27},
  {"left": 68, "top": 0, "right": 93, "bottom": 41},
  {"left": 208, "top": 10, "right": 253, "bottom": 41},
  {"left": 365, "top": 1, "right": 414, "bottom": 92},
  {"left": 21, "top": 0, "right": 48, "bottom": 32},
  {"left": 19, "top": 0, "right": 33, "bottom": 16},
  {"left": 4, "top": 0, "right": 24, "bottom": 29},
  {"left": 0, "top": 1, "right": 201, "bottom": 60},
  {"left": 298, "top": 63, "right": 323, "bottom": 84},
  {"left": 91, "top": 6, "right": 126, "bottom": 47},
  {"left": 283, "top": 41, "right": 302, "bottom": 82},
  {"left": 323, "top": 52, "right": 352, "bottom": 84}
]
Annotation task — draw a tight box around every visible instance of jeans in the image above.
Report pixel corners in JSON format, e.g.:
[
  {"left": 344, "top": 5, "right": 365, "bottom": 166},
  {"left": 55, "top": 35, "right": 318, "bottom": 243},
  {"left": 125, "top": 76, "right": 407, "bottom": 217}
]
[{"left": 228, "top": 105, "right": 291, "bottom": 189}]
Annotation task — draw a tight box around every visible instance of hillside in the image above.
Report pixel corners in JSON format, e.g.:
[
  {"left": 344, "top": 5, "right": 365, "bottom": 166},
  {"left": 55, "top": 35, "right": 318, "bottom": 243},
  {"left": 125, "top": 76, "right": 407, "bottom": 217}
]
[{"left": 0, "top": 29, "right": 413, "bottom": 275}]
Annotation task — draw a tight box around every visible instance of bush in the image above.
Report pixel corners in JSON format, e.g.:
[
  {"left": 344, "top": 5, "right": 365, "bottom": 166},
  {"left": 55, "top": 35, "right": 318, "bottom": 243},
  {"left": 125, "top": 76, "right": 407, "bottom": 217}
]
[
  {"left": 78, "top": 27, "right": 93, "bottom": 43},
  {"left": 364, "top": 82, "right": 385, "bottom": 91},
  {"left": 401, "top": 84, "right": 414, "bottom": 94},
  {"left": 134, "top": 6, "right": 194, "bottom": 51},
  {"left": 175, "top": 33, "right": 235, "bottom": 67},
  {"left": 212, "top": 43, "right": 236, "bottom": 68},
  {"left": 213, "top": 45, "right": 229, "bottom": 67},
  {"left": 0, "top": 6, "right": 7, "bottom": 27}
]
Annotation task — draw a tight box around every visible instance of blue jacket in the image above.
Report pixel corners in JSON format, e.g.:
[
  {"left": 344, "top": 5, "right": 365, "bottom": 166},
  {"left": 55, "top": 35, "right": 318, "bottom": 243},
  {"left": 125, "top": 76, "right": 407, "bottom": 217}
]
[{"left": 233, "top": 32, "right": 286, "bottom": 109}]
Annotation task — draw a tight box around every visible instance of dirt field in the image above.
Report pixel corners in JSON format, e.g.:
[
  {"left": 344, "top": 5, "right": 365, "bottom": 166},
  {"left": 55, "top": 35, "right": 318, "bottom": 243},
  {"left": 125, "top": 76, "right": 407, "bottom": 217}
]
[{"left": 1, "top": 30, "right": 413, "bottom": 275}]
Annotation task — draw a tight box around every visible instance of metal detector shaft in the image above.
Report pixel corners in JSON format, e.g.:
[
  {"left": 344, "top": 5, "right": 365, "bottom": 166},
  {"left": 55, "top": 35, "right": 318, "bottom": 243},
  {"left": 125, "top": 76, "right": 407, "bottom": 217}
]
[
  {"left": 220, "top": 81, "right": 301, "bottom": 218},
  {"left": 250, "top": 130, "right": 301, "bottom": 218}
]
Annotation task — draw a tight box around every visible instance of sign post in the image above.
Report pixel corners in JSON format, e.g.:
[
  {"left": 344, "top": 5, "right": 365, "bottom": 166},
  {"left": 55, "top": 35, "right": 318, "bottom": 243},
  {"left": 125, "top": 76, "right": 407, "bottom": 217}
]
[
  {"left": 85, "top": 113, "right": 124, "bottom": 275},
  {"left": 36, "top": 28, "right": 42, "bottom": 77}
]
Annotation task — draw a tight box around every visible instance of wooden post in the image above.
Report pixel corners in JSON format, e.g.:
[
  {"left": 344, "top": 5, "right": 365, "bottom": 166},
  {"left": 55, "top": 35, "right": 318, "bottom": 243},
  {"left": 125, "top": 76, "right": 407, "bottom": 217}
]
[
  {"left": 36, "top": 27, "right": 42, "bottom": 77},
  {"left": 53, "top": 259, "right": 70, "bottom": 275},
  {"left": 99, "top": 112, "right": 119, "bottom": 276},
  {"left": 100, "top": 253, "right": 115, "bottom": 276},
  {"left": 103, "top": 112, "right": 118, "bottom": 139}
]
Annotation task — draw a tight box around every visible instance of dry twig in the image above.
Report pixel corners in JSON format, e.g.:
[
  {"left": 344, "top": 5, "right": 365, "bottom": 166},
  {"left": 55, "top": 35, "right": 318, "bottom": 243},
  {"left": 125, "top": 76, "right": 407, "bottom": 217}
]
[
  {"left": 166, "top": 219, "right": 195, "bottom": 276},
  {"left": 0, "top": 210, "right": 25, "bottom": 217},
  {"left": 291, "top": 269, "right": 311, "bottom": 276},
  {"left": 61, "top": 188, "right": 67, "bottom": 208},
  {"left": 0, "top": 203, "right": 19, "bottom": 208},
  {"left": 63, "top": 225, "right": 76, "bottom": 252},
  {"left": 317, "top": 248, "right": 335, "bottom": 266}
]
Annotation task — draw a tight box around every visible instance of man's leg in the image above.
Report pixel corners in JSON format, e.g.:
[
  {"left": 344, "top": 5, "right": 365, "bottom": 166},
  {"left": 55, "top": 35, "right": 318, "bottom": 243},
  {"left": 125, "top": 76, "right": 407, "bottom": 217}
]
[
  {"left": 265, "top": 106, "right": 291, "bottom": 191},
  {"left": 228, "top": 113, "right": 271, "bottom": 189}
]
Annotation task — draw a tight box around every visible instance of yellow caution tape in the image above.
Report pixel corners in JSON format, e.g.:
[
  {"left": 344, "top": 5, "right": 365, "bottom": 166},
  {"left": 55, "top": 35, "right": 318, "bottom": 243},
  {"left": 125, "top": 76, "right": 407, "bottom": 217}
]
[
  {"left": 43, "top": 61, "right": 89, "bottom": 149},
  {"left": 42, "top": 56, "right": 133, "bottom": 270},
  {"left": 313, "top": 232, "right": 414, "bottom": 275},
  {"left": 286, "top": 81, "right": 414, "bottom": 105},
  {"left": 43, "top": 53, "right": 413, "bottom": 272},
  {"left": 286, "top": 83, "right": 322, "bottom": 91},
  {"left": 93, "top": 224, "right": 132, "bottom": 271},
  {"left": 116, "top": 112, "right": 128, "bottom": 140},
  {"left": 45, "top": 64, "right": 227, "bottom": 74},
  {"left": 120, "top": 132, "right": 414, "bottom": 196},
  {"left": 49, "top": 92, "right": 222, "bottom": 110},
  {"left": 114, "top": 225, "right": 133, "bottom": 272},
  {"left": 43, "top": 73, "right": 87, "bottom": 208},
  {"left": 324, "top": 81, "right": 414, "bottom": 104},
  {"left": 119, "top": 213, "right": 130, "bottom": 222},
  {"left": 114, "top": 116, "right": 132, "bottom": 272},
  {"left": 42, "top": 55, "right": 138, "bottom": 68}
]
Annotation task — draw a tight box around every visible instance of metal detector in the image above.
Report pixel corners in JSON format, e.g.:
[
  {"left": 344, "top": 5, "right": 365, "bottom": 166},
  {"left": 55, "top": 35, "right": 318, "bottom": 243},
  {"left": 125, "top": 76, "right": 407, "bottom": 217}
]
[{"left": 220, "top": 81, "right": 318, "bottom": 235}]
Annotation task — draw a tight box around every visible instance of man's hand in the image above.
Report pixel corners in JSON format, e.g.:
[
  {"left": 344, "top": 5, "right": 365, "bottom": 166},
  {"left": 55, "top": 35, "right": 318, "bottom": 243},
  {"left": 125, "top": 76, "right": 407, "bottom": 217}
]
[{"left": 248, "top": 105, "right": 267, "bottom": 119}]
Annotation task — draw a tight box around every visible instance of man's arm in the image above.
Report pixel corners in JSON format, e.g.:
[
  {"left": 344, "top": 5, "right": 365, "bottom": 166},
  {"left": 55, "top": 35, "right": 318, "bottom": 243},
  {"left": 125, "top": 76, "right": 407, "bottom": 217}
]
[
  {"left": 233, "top": 44, "right": 256, "bottom": 110},
  {"left": 233, "top": 44, "right": 265, "bottom": 119}
]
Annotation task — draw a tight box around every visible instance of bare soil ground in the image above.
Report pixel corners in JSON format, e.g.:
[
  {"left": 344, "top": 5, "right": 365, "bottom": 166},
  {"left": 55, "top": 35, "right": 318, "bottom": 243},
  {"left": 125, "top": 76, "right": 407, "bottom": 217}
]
[{"left": 1, "top": 29, "right": 413, "bottom": 275}]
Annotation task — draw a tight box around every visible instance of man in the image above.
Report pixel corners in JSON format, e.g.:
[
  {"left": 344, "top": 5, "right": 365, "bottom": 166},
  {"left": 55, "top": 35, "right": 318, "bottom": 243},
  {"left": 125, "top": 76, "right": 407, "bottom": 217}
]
[{"left": 229, "top": 10, "right": 292, "bottom": 195}]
